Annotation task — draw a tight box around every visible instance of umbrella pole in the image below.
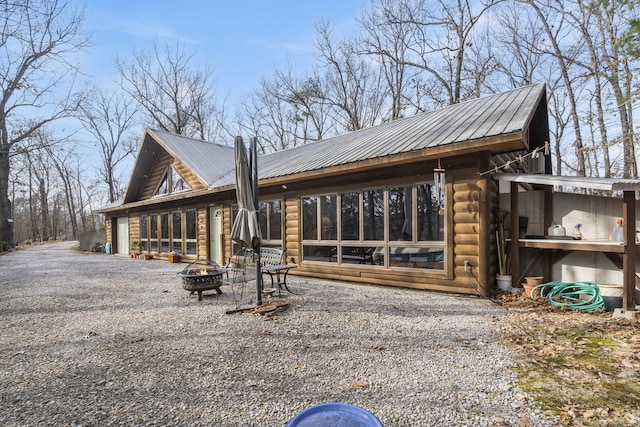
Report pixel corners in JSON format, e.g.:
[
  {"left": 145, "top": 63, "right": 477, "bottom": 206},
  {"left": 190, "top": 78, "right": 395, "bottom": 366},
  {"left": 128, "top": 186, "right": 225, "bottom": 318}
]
[{"left": 251, "top": 137, "right": 263, "bottom": 306}]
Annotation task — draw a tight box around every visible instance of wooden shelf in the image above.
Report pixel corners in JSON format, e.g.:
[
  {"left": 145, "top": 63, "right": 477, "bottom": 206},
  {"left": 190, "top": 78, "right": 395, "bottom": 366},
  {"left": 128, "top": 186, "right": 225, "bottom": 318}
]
[{"left": 517, "top": 239, "right": 625, "bottom": 253}]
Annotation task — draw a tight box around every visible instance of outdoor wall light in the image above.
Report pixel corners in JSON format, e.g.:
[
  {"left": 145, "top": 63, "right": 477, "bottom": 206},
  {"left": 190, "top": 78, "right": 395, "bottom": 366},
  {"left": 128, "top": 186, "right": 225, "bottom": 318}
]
[
  {"left": 6, "top": 218, "right": 14, "bottom": 226},
  {"left": 433, "top": 160, "right": 445, "bottom": 215}
]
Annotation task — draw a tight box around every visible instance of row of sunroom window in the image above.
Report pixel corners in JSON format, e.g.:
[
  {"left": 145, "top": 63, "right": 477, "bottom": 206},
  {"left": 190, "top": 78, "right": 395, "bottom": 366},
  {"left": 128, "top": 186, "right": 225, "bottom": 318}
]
[{"left": 137, "top": 180, "right": 445, "bottom": 270}]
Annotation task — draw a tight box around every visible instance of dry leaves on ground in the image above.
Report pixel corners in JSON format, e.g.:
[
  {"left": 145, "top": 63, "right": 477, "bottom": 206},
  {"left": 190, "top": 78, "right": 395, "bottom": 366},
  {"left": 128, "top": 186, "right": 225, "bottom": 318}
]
[{"left": 499, "top": 292, "right": 640, "bottom": 426}]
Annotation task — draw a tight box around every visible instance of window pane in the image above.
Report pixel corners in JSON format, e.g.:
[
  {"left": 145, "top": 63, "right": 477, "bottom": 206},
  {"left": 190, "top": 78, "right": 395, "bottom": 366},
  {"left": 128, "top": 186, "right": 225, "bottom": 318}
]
[
  {"left": 186, "top": 210, "right": 197, "bottom": 239},
  {"left": 172, "top": 212, "right": 181, "bottom": 239},
  {"left": 389, "top": 186, "right": 412, "bottom": 241},
  {"left": 417, "top": 183, "right": 444, "bottom": 241},
  {"left": 161, "top": 213, "right": 169, "bottom": 239},
  {"left": 269, "top": 200, "right": 282, "bottom": 240},
  {"left": 139, "top": 215, "right": 148, "bottom": 252},
  {"left": 258, "top": 201, "right": 268, "bottom": 240},
  {"left": 171, "top": 168, "right": 187, "bottom": 192},
  {"left": 186, "top": 241, "right": 197, "bottom": 255},
  {"left": 340, "top": 246, "right": 381, "bottom": 265},
  {"left": 302, "top": 197, "right": 318, "bottom": 240},
  {"left": 150, "top": 215, "right": 158, "bottom": 238},
  {"left": 303, "top": 245, "right": 336, "bottom": 262},
  {"left": 341, "top": 192, "right": 359, "bottom": 240},
  {"left": 140, "top": 215, "right": 148, "bottom": 239},
  {"left": 149, "top": 215, "right": 158, "bottom": 252},
  {"left": 363, "top": 189, "right": 384, "bottom": 241},
  {"left": 389, "top": 246, "right": 444, "bottom": 270},
  {"left": 320, "top": 195, "right": 337, "bottom": 240},
  {"left": 159, "top": 213, "right": 169, "bottom": 253},
  {"left": 172, "top": 211, "right": 182, "bottom": 254},
  {"left": 156, "top": 175, "right": 168, "bottom": 195}
]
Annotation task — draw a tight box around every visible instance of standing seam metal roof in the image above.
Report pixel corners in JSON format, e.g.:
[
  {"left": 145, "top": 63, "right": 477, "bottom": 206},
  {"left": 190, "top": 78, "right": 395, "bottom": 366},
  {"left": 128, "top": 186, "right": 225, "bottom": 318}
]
[
  {"left": 245, "top": 83, "right": 545, "bottom": 185},
  {"left": 148, "top": 129, "right": 235, "bottom": 186},
  {"left": 144, "top": 84, "right": 545, "bottom": 191}
]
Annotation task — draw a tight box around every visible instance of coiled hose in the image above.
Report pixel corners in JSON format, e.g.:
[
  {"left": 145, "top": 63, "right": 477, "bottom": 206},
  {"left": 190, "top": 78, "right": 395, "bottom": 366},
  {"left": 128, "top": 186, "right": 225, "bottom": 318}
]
[{"left": 529, "top": 281, "right": 605, "bottom": 311}]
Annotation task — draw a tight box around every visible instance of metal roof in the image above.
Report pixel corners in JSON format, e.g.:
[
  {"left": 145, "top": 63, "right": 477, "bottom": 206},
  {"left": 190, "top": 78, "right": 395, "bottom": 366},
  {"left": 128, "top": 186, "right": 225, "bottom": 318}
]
[
  {"left": 148, "top": 129, "right": 235, "bottom": 186},
  {"left": 248, "top": 83, "right": 546, "bottom": 183},
  {"left": 496, "top": 173, "right": 640, "bottom": 192},
  {"left": 101, "top": 83, "right": 548, "bottom": 212}
]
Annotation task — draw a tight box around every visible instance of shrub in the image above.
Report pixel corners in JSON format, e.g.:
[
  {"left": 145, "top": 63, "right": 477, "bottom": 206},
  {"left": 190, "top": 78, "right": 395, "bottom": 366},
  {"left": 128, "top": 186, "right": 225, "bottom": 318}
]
[
  {"left": 24, "top": 240, "right": 32, "bottom": 246},
  {"left": 0, "top": 241, "right": 8, "bottom": 251}
]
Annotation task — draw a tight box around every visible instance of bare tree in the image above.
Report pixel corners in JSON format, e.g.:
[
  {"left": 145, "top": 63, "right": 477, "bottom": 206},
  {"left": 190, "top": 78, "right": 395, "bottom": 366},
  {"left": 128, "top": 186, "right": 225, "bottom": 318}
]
[
  {"left": 520, "top": 0, "right": 587, "bottom": 176},
  {"left": 24, "top": 147, "right": 53, "bottom": 241},
  {"left": 494, "top": 5, "right": 547, "bottom": 87},
  {"left": 0, "top": 0, "right": 90, "bottom": 247},
  {"left": 314, "top": 21, "right": 388, "bottom": 132},
  {"left": 590, "top": 0, "right": 637, "bottom": 179},
  {"left": 358, "top": 0, "right": 418, "bottom": 119},
  {"left": 78, "top": 87, "right": 138, "bottom": 203},
  {"left": 116, "top": 39, "right": 220, "bottom": 140},
  {"left": 43, "top": 142, "right": 80, "bottom": 239},
  {"left": 237, "top": 65, "right": 332, "bottom": 153},
  {"left": 370, "top": 0, "right": 502, "bottom": 109},
  {"left": 560, "top": 0, "right": 613, "bottom": 177}
]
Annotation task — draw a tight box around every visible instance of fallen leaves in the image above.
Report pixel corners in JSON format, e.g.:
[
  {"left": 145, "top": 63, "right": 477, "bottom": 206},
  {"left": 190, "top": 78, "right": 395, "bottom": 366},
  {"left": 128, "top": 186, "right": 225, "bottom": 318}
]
[
  {"left": 500, "top": 293, "right": 640, "bottom": 425},
  {"left": 351, "top": 380, "right": 373, "bottom": 390}
]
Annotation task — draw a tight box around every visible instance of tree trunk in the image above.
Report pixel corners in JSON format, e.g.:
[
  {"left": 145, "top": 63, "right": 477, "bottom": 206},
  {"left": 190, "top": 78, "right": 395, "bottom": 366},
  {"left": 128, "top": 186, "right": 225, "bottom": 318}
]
[
  {"left": 527, "top": 0, "right": 586, "bottom": 176},
  {"left": 38, "top": 178, "right": 50, "bottom": 240},
  {"left": 0, "top": 148, "right": 12, "bottom": 246}
]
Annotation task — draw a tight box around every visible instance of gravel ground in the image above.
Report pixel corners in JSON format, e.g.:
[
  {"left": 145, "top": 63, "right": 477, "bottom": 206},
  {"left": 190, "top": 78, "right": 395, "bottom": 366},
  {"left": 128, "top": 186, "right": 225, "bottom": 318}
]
[{"left": 0, "top": 242, "right": 561, "bottom": 426}]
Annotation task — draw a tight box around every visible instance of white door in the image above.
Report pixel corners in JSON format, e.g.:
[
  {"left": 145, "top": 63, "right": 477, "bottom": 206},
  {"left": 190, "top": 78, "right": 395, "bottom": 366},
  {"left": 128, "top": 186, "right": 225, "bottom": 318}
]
[
  {"left": 117, "top": 217, "right": 129, "bottom": 255},
  {"left": 209, "top": 207, "right": 222, "bottom": 264}
]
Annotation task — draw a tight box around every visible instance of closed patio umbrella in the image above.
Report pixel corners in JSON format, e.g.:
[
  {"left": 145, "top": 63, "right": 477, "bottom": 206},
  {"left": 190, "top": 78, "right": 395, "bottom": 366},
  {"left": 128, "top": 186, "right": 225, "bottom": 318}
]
[
  {"left": 231, "top": 136, "right": 262, "bottom": 249},
  {"left": 230, "top": 136, "right": 263, "bottom": 305}
]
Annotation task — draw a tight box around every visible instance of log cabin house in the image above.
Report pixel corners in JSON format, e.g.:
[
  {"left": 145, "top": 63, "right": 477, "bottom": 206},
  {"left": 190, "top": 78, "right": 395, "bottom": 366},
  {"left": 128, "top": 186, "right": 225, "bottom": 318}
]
[{"left": 96, "top": 83, "right": 551, "bottom": 296}]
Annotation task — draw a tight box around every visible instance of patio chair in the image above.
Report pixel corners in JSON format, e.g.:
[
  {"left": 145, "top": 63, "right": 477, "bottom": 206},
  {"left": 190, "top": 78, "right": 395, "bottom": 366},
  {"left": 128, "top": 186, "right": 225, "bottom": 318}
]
[{"left": 221, "top": 248, "right": 258, "bottom": 309}]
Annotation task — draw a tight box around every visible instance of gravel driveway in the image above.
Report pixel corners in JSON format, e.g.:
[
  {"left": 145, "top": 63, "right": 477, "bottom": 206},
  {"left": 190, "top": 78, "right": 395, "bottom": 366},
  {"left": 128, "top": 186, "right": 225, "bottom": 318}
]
[{"left": 0, "top": 242, "right": 560, "bottom": 426}]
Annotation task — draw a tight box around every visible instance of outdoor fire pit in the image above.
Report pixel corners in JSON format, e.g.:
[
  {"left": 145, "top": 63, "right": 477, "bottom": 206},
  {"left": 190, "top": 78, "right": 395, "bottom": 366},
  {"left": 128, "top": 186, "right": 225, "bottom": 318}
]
[{"left": 177, "top": 259, "right": 226, "bottom": 301}]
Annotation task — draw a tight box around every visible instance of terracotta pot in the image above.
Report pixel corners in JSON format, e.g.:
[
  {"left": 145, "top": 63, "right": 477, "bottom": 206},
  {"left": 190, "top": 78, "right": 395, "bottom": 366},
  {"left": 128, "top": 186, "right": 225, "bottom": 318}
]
[
  {"left": 523, "top": 282, "right": 542, "bottom": 298},
  {"left": 525, "top": 276, "right": 544, "bottom": 286}
]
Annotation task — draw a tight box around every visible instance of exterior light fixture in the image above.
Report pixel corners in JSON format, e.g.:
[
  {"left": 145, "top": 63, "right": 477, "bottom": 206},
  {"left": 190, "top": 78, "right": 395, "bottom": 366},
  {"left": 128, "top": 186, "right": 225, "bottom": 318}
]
[
  {"left": 434, "top": 160, "right": 445, "bottom": 215},
  {"left": 6, "top": 218, "right": 14, "bottom": 226}
]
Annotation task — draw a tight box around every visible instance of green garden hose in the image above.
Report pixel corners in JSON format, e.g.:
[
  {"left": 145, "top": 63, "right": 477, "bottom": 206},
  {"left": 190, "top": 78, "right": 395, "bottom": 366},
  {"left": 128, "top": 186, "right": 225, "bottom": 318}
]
[{"left": 529, "top": 281, "right": 605, "bottom": 311}]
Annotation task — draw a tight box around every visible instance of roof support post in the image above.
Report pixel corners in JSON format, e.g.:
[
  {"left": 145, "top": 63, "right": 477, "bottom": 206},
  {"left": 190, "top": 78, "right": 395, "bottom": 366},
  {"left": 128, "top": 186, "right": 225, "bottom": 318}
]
[
  {"left": 478, "top": 152, "right": 491, "bottom": 295},
  {"left": 510, "top": 181, "right": 520, "bottom": 287},
  {"left": 622, "top": 190, "right": 637, "bottom": 312}
]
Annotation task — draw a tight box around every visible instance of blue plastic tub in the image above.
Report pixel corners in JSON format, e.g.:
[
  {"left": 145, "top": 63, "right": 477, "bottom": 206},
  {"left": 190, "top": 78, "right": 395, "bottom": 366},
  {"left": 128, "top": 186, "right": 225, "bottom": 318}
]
[{"left": 286, "top": 403, "right": 383, "bottom": 427}]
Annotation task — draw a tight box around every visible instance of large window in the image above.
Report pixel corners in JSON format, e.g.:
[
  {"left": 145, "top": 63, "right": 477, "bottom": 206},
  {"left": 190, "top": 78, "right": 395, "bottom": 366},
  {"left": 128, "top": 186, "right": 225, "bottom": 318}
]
[
  {"left": 232, "top": 200, "right": 283, "bottom": 253},
  {"left": 138, "top": 209, "right": 197, "bottom": 256},
  {"left": 302, "top": 182, "right": 445, "bottom": 270}
]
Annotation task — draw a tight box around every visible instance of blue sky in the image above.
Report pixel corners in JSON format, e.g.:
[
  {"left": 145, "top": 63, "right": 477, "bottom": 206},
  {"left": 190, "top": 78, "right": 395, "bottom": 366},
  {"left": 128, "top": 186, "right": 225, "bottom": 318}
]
[{"left": 80, "top": 0, "right": 366, "bottom": 104}]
